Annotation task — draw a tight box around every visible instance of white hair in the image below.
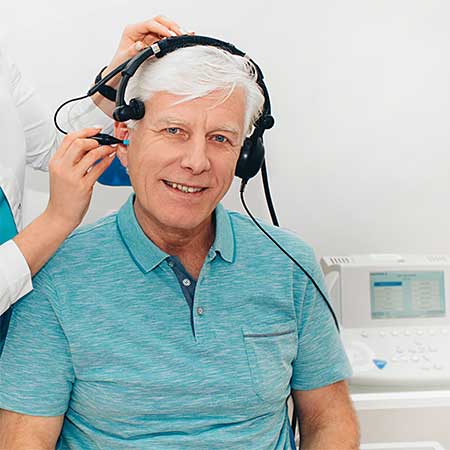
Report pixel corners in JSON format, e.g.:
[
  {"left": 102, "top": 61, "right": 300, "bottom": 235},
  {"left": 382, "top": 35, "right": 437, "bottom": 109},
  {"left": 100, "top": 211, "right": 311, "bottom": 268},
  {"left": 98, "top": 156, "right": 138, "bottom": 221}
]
[{"left": 126, "top": 45, "right": 265, "bottom": 137}]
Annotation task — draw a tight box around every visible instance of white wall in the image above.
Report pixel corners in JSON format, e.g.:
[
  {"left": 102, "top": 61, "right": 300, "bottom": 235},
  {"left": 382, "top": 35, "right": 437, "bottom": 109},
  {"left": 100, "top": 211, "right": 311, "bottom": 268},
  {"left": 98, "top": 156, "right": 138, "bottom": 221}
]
[
  {"left": 2, "top": 1, "right": 450, "bottom": 446},
  {"left": 3, "top": 0, "right": 450, "bottom": 258}
]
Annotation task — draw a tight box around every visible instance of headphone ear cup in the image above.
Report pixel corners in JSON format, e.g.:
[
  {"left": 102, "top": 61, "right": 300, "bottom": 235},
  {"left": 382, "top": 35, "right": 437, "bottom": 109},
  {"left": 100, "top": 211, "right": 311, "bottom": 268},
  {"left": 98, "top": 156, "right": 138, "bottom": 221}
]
[
  {"left": 129, "top": 99, "right": 145, "bottom": 120},
  {"left": 235, "top": 137, "right": 265, "bottom": 181},
  {"left": 113, "top": 105, "right": 130, "bottom": 122},
  {"left": 112, "top": 99, "right": 146, "bottom": 122}
]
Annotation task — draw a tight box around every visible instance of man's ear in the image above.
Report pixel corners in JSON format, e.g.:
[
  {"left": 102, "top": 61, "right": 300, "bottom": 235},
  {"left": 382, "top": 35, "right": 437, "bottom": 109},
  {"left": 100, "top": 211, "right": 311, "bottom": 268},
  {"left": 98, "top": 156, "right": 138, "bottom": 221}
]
[{"left": 114, "top": 121, "right": 130, "bottom": 168}]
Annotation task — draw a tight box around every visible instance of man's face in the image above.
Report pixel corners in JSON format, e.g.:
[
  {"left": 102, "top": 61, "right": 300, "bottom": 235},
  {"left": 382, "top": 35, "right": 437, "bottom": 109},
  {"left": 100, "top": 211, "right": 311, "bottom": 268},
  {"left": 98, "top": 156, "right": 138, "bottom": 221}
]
[{"left": 118, "top": 89, "right": 246, "bottom": 234}]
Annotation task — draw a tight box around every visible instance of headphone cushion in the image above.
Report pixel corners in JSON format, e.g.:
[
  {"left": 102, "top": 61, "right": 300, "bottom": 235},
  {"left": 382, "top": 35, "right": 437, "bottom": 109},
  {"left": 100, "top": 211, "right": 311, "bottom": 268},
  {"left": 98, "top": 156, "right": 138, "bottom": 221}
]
[
  {"left": 112, "top": 99, "right": 145, "bottom": 122},
  {"left": 112, "top": 105, "right": 129, "bottom": 122},
  {"left": 235, "top": 137, "right": 265, "bottom": 180},
  {"left": 129, "top": 99, "right": 145, "bottom": 120}
]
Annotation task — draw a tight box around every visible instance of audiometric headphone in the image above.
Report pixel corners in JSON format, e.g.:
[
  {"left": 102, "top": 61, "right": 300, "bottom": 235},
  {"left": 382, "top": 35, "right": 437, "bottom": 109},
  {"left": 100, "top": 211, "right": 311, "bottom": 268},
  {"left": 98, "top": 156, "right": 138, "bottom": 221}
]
[{"left": 87, "top": 34, "right": 275, "bottom": 185}]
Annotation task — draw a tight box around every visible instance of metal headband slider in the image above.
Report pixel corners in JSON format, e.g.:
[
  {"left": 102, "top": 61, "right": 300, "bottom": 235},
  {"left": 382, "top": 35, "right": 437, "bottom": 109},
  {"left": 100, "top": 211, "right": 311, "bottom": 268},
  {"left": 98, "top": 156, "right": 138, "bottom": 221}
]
[{"left": 151, "top": 43, "right": 161, "bottom": 54}]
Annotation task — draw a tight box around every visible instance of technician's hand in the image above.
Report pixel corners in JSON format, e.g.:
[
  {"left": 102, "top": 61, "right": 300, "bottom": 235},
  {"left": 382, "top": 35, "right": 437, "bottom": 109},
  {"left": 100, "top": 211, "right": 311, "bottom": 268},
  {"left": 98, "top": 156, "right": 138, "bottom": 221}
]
[
  {"left": 93, "top": 15, "right": 193, "bottom": 117},
  {"left": 13, "top": 128, "right": 116, "bottom": 276},
  {"left": 45, "top": 127, "right": 116, "bottom": 230},
  {"left": 106, "top": 15, "right": 192, "bottom": 82}
]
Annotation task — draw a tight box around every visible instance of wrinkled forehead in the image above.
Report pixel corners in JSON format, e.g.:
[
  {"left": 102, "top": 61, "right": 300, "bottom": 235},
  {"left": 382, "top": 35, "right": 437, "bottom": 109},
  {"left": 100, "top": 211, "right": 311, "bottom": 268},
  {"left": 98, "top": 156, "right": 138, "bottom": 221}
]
[{"left": 143, "top": 88, "right": 247, "bottom": 129}]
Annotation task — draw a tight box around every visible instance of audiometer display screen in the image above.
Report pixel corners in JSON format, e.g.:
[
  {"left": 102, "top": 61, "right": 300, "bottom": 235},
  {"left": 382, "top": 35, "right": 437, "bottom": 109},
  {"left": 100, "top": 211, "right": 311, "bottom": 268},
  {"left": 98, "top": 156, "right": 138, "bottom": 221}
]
[{"left": 370, "top": 271, "right": 446, "bottom": 319}]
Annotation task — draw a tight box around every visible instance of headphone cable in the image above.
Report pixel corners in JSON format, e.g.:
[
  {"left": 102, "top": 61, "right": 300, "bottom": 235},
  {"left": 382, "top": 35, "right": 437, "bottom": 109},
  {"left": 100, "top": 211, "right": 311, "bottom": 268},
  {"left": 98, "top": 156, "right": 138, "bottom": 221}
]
[
  {"left": 239, "top": 181, "right": 339, "bottom": 331},
  {"left": 260, "top": 160, "right": 279, "bottom": 227},
  {"left": 54, "top": 60, "right": 130, "bottom": 136},
  {"left": 53, "top": 94, "right": 90, "bottom": 136},
  {"left": 240, "top": 180, "right": 341, "bottom": 449}
]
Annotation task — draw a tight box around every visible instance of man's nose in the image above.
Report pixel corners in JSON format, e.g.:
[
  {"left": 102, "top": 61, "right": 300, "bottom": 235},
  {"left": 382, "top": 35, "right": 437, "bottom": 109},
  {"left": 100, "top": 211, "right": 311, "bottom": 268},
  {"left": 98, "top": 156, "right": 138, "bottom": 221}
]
[{"left": 180, "top": 136, "right": 211, "bottom": 174}]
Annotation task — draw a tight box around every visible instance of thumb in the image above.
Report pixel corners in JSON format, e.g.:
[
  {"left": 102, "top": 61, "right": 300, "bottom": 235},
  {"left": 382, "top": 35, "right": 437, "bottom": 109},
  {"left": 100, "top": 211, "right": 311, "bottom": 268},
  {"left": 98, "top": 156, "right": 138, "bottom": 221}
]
[{"left": 127, "top": 40, "right": 146, "bottom": 58}]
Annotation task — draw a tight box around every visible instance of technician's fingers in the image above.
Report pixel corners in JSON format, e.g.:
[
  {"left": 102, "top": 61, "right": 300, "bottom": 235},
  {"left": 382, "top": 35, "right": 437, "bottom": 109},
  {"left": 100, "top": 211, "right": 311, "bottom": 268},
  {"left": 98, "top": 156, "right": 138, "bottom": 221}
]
[
  {"left": 134, "top": 16, "right": 183, "bottom": 40},
  {"left": 124, "top": 40, "right": 149, "bottom": 59},
  {"left": 120, "top": 18, "right": 183, "bottom": 59},
  {"left": 63, "top": 138, "right": 101, "bottom": 167},
  {"left": 84, "top": 151, "right": 116, "bottom": 185},
  {"left": 125, "top": 17, "right": 193, "bottom": 59},
  {"left": 153, "top": 15, "right": 184, "bottom": 35},
  {"left": 76, "top": 145, "right": 116, "bottom": 177},
  {"left": 106, "top": 16, "right": 194, "bottom": 75},
  {"left": 52, "top": 127, "right": 102, "bottom": 161}
]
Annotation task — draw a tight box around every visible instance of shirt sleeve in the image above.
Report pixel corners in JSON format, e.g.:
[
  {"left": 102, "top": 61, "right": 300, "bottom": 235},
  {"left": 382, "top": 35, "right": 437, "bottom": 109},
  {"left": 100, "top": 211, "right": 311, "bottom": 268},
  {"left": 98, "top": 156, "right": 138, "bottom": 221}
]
[
  {"left": 291, "top": 248, "right": 352, "bottom": 391},
  {"left": 5, "top": 47, "right": 58, "bottom": 171},
  {"left": 0, "top": 240, "right": 32, "bottom": 315},
  {"left": 0, "top": 267, "right": 74, "bottom": 416},
  {"left": 2, "top": 43, "right": 111, "bottom": 172}
]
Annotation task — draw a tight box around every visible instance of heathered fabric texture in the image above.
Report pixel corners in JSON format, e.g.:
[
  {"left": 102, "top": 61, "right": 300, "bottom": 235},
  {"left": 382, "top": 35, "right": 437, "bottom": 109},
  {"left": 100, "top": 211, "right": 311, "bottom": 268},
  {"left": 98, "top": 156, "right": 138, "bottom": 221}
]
[{"left": 0, "top": 195, "right": 351, "bottom": 449}]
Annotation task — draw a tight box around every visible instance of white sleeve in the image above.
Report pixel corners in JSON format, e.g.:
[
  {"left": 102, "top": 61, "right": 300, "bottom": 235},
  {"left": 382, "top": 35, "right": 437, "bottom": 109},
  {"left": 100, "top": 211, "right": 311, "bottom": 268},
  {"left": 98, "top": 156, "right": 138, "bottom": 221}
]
[
  {"left": 5, "top": 46, "right": 111, "bottom": 172},
  {"left": 0, "top": 240, "right": 32, "bottom": 314},
  {"left": 7, "top": 49, "right": 55, "bottom": 171},
  {"left": 64, "top": 96, "right": 112, "bottom": 133}
]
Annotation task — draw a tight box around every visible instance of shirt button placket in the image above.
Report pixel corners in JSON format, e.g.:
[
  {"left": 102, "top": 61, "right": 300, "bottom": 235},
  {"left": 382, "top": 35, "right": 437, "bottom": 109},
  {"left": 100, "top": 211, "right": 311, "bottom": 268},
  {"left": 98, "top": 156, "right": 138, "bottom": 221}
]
[{"left": 193, "top": 265, "right": 210, "bottom": 343}]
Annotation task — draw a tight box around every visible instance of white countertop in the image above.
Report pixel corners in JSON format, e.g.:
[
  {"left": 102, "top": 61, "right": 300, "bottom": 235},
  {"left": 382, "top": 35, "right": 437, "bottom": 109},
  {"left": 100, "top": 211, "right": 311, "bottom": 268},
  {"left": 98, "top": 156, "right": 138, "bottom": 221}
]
[{"left": 350, "top": 386, "right": 450, "bottom": 410}]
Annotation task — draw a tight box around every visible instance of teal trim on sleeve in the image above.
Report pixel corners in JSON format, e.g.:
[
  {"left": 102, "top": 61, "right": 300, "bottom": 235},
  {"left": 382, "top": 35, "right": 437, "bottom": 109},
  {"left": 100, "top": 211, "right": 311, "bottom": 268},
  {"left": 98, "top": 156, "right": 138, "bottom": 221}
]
[
  {"left": 0, "top": 187, "right": 19, "bottom": 354},
  {"left": 0, "top": 187, "right": 17, "bottom": 244}
]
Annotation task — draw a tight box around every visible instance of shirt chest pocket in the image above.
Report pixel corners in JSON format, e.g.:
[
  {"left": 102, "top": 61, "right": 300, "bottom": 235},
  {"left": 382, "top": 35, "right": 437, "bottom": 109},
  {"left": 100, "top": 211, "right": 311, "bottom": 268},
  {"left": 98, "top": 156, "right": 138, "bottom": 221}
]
[{"left": 242, "top": 320, "right": 298, "bottom": 403}]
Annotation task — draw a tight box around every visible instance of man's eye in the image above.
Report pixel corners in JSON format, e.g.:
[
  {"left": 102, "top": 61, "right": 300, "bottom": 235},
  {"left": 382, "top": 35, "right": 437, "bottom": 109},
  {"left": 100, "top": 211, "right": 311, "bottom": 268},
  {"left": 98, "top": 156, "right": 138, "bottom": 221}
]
[
  {"left": 166, "top": 127, "right": 181, "bottom": 135},
  {"left": 212, "top": 135, "right": 228, "bottom": 143}
]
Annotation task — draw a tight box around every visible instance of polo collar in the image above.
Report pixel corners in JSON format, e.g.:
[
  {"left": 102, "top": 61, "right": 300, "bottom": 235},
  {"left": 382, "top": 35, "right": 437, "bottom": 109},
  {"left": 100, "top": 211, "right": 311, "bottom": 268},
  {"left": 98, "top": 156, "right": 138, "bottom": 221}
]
[
  {"left": 117, "top": 195, "right": 235, "bottom": 273},
  {"left": 117, "top": 195, "right": 169, "bottom": 273},
  {"left": 210, "top": 203, "right": 235, "bottom": 263}
]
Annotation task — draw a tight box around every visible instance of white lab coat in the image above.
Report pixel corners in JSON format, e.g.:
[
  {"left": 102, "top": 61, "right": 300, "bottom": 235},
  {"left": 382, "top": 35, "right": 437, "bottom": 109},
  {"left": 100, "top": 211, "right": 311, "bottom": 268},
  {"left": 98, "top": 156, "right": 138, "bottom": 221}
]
[{"left": 0, "top": 41, "right": 110, "bottom": 314}]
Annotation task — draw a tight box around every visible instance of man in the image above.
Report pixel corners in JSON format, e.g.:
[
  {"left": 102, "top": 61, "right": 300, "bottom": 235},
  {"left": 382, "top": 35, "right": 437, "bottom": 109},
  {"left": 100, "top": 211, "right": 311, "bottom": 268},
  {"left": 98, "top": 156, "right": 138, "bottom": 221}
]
[{"left": 0, "top": 42, "right": 359, "bottom": 449}]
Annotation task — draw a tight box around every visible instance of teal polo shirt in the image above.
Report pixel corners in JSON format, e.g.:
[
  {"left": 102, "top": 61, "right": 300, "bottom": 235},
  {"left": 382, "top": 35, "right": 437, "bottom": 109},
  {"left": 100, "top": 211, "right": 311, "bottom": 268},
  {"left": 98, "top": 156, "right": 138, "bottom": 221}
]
[{"left": 0, "top": 194, "right": 351, "bottom": 449}]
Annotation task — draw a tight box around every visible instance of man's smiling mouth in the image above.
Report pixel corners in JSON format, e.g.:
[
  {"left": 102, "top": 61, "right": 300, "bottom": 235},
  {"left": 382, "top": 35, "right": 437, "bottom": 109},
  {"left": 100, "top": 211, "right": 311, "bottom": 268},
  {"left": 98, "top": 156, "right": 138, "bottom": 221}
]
[{"left": 163, "top": 180, "right": 207, "bottom": 193}]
